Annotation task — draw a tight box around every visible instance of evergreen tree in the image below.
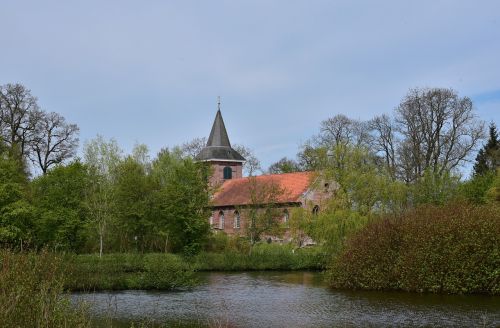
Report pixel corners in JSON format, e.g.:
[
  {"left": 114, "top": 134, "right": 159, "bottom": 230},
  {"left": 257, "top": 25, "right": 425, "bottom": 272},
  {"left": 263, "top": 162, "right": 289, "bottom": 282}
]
[{"left": 474, "top": 122, "right": 499, "bottom": 176}]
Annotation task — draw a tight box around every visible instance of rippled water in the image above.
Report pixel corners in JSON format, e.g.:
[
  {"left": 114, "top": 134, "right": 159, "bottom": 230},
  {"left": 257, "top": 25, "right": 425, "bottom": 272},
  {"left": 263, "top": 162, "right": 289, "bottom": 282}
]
[{"left": 72, "top": 271, "right": 500, "bottom": 327}]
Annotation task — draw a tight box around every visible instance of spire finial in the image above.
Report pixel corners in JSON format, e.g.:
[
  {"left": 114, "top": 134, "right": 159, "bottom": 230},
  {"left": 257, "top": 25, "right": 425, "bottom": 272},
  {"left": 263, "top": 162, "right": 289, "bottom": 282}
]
[{"left": 217, "top": 96, "right": 221, "bottom": 111}]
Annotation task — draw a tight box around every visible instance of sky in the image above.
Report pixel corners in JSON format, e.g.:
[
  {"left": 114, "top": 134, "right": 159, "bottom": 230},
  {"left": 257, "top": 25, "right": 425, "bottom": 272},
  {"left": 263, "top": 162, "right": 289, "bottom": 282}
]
[{"left": 1, "top": 0, "right": 499, "bottom": 173}]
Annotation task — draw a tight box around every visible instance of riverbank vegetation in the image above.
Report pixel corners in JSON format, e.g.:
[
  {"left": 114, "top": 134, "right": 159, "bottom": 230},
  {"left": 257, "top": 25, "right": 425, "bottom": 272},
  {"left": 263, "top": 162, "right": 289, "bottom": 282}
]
[
  {"left": 327, "top": 203, "right": 500, "bottom": 294},
  {"left": 0, "top": 250, "right": 91, "bottom": 327}
]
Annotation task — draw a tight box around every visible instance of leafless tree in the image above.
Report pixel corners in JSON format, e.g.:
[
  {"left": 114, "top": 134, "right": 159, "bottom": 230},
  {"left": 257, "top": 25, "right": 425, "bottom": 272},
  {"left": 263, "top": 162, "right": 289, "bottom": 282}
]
[
  {"left": 30, "top": 112, "right": 79, "bottom": 174},
  {"left": 0, "top": 84, "right": 41, "bottom": 159},
  {"left": 180, "top": 137, "right": 207, "bottom": 158},
  {"left": 318, "top": 114, "right": 371, "bottom": 148},
  {"left": 182, "top": 137, "right": 261, "bottom": 176},
  {"left": 233, "top": 144, "right": 261, "bottom": 176},
  {"left": 395, "top": 88, "right": 485, "bottom": 181},
  {"left": 369, "top": 114, "right": 398, "bottom": 180}
]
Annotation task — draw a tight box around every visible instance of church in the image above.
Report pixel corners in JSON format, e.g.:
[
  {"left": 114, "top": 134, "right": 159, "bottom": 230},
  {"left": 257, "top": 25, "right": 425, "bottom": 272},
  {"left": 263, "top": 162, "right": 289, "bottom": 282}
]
[{"left": 195, "top": 109, "right": 332, "bottom": 242}]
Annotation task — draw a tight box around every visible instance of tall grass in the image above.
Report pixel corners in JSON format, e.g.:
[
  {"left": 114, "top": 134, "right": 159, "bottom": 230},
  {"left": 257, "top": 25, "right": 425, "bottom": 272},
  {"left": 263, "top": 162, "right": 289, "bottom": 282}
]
[
  {"left": 327, "top": 203, "right": 500, "bottom": 294},
  {"left": 66, "top": 253, "right": 197, "bottom": 291},
  {"left": 195, "top": 243, "right": 327, "bottom": 271},
  {"left": 0, "top": 250, "right": 91, "bottom": 327}
]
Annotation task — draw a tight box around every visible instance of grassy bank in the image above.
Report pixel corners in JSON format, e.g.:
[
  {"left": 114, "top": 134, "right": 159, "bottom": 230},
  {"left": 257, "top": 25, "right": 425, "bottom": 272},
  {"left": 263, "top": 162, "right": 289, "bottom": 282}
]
[
  {"left": 66, "top": 253, "right": 197, "bottom": 291},
  {"left": 194, "top": 243, "right": 327, "bottom": 271},
  {"left": 65, "top": 244, "right": 326, "bottom": 291},
  {"left": 327, "top": 203, "right": 500, "bottom": 295}
]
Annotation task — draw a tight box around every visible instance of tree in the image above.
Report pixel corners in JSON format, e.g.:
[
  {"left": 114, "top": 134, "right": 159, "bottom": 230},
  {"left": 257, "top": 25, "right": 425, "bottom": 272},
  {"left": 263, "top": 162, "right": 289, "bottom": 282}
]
[
  {"left": 0, "top": 83, "right": 79, "bottom": 175},
  {"left": 369, "top": 114, "right": 398, "bottom": 180},
  {"left": 318, "top": 114, "right": 371, "bottom": 148},
  {"left": 181, "top": 136, "right": 261, "bottom": 176},
  {"left": 0, "top": 83, "right": 41, "bottom": 165},
  {"left": 113, "top": 156, "right": 152, "bottom": 252},
  {"left": 180, "top": 137, "right": 207, "bottom": 159},
  {"left": 244, "top": 177, "right": 287, "bottom": 245},
  {"left": 83, "top": 135, "right": 122, "bottom": 257},
  {"left": 233, "top": 144, "right": 261, "bottom": 176},
  {"left": 31, "top": 161, "right": 89, "bottom": 251},
  {"left": 30, "top": 111, "right": 79, "bottom": 174},
  {"left": 473, "top": 122, "right": 499, "bottom": 176},
  {"left": 268, "top": 157, "right": 302, "bottom": 174},
  {"left": 395, "top": 88, "right": 484, "bottom": 182},
  {"left": 0, "top": 146, "right": 34, "bottom": 249},
  {"left": 150, "top": 151, "right": 211, "bottom": 255}
]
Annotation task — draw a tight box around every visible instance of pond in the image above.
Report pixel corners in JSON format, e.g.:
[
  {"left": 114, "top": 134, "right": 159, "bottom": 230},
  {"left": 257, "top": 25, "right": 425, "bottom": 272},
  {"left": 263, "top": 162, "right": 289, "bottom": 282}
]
[{"left": 72, "top": 271, "right": 500, "bottom": 327}]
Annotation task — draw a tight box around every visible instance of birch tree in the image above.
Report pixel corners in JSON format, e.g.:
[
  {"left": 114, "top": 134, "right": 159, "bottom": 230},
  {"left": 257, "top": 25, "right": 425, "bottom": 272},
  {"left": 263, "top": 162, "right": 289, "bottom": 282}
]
[{"left": 83, "top": 135, "right": 122, "bottom": 257}]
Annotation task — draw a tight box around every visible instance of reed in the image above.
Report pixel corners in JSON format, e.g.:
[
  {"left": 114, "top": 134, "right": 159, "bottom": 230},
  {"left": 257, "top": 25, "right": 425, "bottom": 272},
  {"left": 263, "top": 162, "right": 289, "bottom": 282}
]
[{"left": 0, "top": 249, "right": 91, "bottom": 327}]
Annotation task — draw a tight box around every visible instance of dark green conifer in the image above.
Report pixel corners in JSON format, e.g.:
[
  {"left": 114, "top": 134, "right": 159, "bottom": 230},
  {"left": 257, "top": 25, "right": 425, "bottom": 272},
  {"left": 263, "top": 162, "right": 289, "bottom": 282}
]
[{"left": 473, "top": 122, "right": 499, "bottom": 176}]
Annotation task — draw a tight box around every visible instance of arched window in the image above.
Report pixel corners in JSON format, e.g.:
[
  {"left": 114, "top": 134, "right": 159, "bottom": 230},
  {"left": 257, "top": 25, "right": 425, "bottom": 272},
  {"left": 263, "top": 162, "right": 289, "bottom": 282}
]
[
  {"left": 283, "top": 209, "right": 289, "bottom": 227},
  {"left": 312, "top": 205, "right": 320, "bottom": 216},
  {"left": 219, "top": 211, "right": 225, "bottom": 229},
  {"left": 209, "top": 215, "right": 214, "bottom": 226},
  {"left": 223, "top": 166, "right": 232, "bottom": 179},
  {"left": 233, "top": 211, "right": 240, "bottom": 229}
]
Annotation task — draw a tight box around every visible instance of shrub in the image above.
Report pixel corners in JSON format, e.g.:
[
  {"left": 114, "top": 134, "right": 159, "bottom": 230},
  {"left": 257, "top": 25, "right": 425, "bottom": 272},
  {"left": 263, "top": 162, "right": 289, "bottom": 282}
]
[
  {"left": 328, "top": 203, "right": 500, "bottom": 294},
  {"left": 141, "top": 254, "right": 196, "bottom": 289},
  {"left": 0, "top": 250, "right": 90, "bottom": 327}
]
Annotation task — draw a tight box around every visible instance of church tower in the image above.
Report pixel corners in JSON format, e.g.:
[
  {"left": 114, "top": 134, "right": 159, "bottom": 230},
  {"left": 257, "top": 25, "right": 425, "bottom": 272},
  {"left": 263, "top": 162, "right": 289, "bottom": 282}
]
[{"left": 196, "top": 109, "right": 245, "bottom": 186}]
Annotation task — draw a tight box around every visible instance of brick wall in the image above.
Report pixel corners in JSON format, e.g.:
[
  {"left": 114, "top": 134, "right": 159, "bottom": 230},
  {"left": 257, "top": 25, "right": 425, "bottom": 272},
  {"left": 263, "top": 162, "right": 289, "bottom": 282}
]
[{"left": 209, "top": 161, "right": 243, "bottom": 186}]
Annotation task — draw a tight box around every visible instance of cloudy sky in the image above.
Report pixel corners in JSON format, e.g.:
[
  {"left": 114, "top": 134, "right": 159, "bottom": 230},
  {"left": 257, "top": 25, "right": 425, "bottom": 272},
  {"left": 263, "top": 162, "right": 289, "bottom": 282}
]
[{"left": 1, "top": 1, "right": 499, "bottom": 172}]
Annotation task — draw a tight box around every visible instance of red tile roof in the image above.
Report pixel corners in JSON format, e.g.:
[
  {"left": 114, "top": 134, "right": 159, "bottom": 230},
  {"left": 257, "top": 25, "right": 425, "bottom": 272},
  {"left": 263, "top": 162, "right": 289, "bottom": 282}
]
[{"left": 212, "top": 171, "right": 315, "bottom": 207}]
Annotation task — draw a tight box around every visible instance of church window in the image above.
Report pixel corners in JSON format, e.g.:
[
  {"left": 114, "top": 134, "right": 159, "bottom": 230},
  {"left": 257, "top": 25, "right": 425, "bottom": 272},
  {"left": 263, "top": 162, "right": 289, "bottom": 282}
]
[
  {"left": 219, "top": 211, "right": 225, "bottom": 229},
  {"left": 223, "top": 166, "right": 232, "bottom": 179},
  {"left": 234, "top": 211, "right": 240, "bottom": 229}
]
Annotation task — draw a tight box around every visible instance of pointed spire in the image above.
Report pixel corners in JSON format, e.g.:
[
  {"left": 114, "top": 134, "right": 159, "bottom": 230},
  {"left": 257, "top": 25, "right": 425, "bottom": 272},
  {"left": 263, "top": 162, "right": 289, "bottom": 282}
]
[
  {"left": 206, "top": 103, "right": 231, "bottom": 147},
  {"left": 195, "top": 100, "right": 246, "bottom": 162}
]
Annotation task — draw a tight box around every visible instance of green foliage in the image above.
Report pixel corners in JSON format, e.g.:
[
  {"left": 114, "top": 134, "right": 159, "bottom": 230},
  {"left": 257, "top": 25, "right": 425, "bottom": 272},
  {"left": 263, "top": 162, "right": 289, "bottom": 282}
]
[
  {"left": 474, "top": 122, "right": 499, "bottom": 176},
  {"left": 0, "top": 151, "right": 35, "bottom": 248},
  {"left": 268, "top": 157, "right": 302, "bottom": 174},
  {"left": 0, "top": 250, "right": 90, "bottom": 327},
  {"left": 66, "top": 253, "right": 196, "bottom": 291},
  {"left": 327, "top": 203, "right": 500, "bottom": 294},
  {"left": 142, "top": 254, "right": 196, "bottom": 289},
  {"left": 243, "top": 177, "right": 287, "bottom": 244},
  {"left": 411, "top": 168, "right": 461, "bottom": 206},
  {"left": 112, "top": 156, "right": 153, "bottom": 251},
  {"left": 485, "top": 169, "right": 500, "bottom": 203},
  {"left": 194, "top": 243, "right": 327, "bottom": 271},
  {"left": 150, "top": 151, "right": 211, "bottom": 255},
  {"left": 459, "top": 170, "right": 496, "bottom": 204},
  {"left": 31, "top": 161, "right": 90, "bottom": 251},
  {"left": 322, "top": 145, "right": 409, "bottom": 214}
]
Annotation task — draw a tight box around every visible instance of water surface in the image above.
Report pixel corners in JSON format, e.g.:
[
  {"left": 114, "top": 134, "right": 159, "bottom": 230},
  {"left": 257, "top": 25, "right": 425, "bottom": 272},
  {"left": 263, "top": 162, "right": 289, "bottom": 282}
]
[{"left": 72, "top": 271, "right": 500, "bottom": 327}]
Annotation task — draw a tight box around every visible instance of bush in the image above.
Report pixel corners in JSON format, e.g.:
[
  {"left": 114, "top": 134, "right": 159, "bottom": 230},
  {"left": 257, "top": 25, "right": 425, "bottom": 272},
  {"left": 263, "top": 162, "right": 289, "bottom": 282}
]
[
  {"left": 328, "top": 203, "right": 500, "bottom": 294},
  {"left": 0, "top": 250, "right": 90, "bottom": 327},
  {"left": 141, "top": 254, "right": 196, "bottom": 289}
]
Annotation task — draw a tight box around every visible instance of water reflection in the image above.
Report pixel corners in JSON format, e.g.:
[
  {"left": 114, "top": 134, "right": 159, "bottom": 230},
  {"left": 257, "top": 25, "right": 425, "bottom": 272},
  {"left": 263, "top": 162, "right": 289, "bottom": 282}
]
[{"left": 72, "top": 271, "right": 500, "bottom": 328}]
